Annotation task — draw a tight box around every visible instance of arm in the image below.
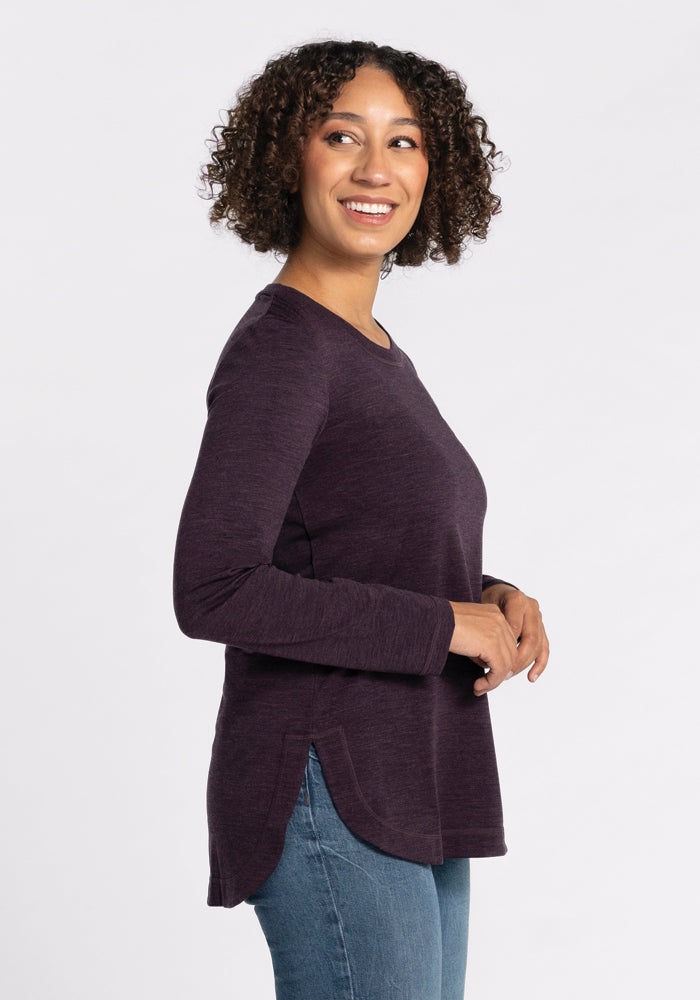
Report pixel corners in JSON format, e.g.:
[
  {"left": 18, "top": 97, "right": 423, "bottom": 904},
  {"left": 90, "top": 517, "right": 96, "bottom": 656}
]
[{"left": 172, "top": 319, "right": 456, "bottom": 677}]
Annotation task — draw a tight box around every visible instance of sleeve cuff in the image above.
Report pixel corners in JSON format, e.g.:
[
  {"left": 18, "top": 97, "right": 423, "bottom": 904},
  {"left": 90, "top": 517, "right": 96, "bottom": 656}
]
[
  {"left": 481, "top": 575, "right": 519, "bottom": 596},
  {"left": 421, "top": 597, "right": 456, "bottom": 676}
]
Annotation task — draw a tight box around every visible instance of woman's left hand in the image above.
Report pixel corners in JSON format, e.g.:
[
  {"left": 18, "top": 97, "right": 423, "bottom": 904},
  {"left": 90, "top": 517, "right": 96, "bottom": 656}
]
[{"left": 478, "top": 583, "right": 549, "bottom": 690}]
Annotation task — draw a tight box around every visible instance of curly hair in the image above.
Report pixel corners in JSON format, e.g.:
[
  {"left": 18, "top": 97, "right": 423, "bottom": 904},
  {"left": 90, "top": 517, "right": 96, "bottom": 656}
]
[{"left": 199, "top": 40, "right": 507, "bottom": 275}]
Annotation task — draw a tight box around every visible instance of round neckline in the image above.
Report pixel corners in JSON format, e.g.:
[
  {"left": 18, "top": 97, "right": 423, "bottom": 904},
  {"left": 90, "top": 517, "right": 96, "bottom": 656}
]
[{"left": 263, "top": 283, "right": 405, "bottom": 366}]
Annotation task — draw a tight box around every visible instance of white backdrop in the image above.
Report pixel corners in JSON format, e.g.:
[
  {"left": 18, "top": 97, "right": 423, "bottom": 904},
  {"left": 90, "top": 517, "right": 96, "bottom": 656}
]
[{"left": 3, "top": 1, "right": 698, "bottom": 997}]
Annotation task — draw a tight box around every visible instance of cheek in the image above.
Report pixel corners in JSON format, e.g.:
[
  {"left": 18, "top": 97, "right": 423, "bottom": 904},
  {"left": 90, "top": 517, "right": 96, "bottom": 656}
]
[
  {"left": 299, "top": 159, "right": 336, "bottom": 211},
  {"left": 299, "top": 143, "right": 336, "bottom": 188},
  {"left": 297, "top": 149, "right": 318, "bottom": 192},
  {"left": 409, "top": 166, "right": 429, "bottom": 204},
  {"left": 403, "top": 156, "right": 430, "bottom": 200},
  {"left": 418, "top": 159, "right": 430, "bottom": 193}
]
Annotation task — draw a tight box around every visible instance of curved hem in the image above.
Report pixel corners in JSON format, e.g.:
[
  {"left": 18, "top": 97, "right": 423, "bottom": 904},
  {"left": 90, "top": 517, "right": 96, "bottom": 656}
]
[
  {"left": 311, "top": 726, "right": 507, "bottom": 862},
  {"left": 207, "top": 726, "right": 507, "bottom": 908}
]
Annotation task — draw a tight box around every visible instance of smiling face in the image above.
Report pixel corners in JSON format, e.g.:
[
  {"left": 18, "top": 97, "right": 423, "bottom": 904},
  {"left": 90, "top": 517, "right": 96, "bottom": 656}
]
[{"left": 294, "top": 64, "right": 430, "bottom": 268}]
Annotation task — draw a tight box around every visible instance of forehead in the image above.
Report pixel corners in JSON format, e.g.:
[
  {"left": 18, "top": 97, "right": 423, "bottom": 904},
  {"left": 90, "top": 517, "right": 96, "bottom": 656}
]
[{"left": 328, "top": 65, "right": 419, "bottom": 120}]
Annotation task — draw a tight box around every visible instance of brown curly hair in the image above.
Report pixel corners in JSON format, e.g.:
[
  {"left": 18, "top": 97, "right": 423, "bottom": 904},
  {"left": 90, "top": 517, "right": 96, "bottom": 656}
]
[{"left": 199, "top": 40, "right": 507, "bottom": 275}]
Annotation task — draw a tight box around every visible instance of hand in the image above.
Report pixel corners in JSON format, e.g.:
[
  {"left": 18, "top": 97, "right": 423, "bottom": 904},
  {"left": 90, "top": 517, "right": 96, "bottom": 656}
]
[
  {"left": 447, "top": 600, "right": 520, "bottom": 696},
  {"left": 478, "top": 583, "right": 549, "bottom": 696}
]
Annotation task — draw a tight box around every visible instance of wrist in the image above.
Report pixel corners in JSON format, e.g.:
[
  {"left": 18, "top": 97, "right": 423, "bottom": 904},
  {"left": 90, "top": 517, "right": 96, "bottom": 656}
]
[{"left": 481, "top": 582, "right": 518, "bottom": 605}]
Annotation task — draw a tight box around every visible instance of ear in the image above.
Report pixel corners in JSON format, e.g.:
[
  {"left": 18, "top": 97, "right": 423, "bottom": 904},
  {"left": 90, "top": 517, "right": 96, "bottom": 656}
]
[{"left": 283, "top": 163, "right": 300, "bottom": 195}]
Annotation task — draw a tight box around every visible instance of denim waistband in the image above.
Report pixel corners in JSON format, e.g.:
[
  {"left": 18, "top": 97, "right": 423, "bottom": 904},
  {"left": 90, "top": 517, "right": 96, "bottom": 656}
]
[{"left": 308, "top": 742, "right": 320, "bottom": 761}]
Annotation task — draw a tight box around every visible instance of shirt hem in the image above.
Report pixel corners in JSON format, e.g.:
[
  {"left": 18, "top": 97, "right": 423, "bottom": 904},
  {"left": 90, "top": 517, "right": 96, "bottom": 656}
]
[{"left": 206, "top": 727, "right": 507, "bottom": 909}]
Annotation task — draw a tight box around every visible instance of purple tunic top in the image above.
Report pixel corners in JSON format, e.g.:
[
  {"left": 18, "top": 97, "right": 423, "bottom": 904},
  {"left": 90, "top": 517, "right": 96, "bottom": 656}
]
[{"left": 173, "top": 283, "right": 509, "bottom": 908}]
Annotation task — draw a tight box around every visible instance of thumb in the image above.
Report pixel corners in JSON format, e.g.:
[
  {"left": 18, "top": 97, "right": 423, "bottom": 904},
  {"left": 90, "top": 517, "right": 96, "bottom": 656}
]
[
  {"left": 473, "top": 670, "right": 496, "bottom": 697},
  {"left": 473, "top": 664, "right": 512, "bottom": 698}
]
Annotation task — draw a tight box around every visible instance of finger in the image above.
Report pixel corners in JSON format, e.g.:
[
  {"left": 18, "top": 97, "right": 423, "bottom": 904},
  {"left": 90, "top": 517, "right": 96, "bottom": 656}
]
[
  {"left": 527, "top": 631, "right": 550, "bottom": 682},
  {"left": 501, "top": 603, "right": 525, "bottom": 643},
  {"left": 513, "top": 632, "right": 538, "bottom": 673},
  {"left": 473, "top": 633, "right": 516, "bottom": 696},
  {"left": 467, "top": 605, "right": 521, "bottom": 696},
  {"left": 513, "top": 611, "right": 543, "bottom": 672}
]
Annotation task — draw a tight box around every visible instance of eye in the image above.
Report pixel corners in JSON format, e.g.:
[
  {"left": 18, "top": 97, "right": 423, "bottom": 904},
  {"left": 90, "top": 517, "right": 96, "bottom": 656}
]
[
  {"left": 324, "top": 130, "right": 356, "bottom": 145},
  {"left": 391, "top": 135, "right": 420, "bottom": 149}
]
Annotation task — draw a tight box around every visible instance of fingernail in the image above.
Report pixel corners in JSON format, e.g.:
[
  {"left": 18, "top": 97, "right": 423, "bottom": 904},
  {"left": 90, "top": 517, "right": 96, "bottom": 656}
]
[
  {"left": 506, "top": 671, "right": 514, "bottom": 679},
  {"left": 531, "top": 672, "right": 539, "bottom": 681}
]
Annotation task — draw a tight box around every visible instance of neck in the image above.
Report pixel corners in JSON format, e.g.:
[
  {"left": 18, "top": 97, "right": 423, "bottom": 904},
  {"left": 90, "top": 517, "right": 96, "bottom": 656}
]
[{"left": 273, "top": 240, "right": 384, "bottom": 336}]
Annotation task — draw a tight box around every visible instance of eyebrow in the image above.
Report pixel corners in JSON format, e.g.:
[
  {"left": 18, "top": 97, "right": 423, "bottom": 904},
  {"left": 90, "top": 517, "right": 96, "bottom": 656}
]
[{"left": 321, "top": 111, "right": 422, "bottom": 128}]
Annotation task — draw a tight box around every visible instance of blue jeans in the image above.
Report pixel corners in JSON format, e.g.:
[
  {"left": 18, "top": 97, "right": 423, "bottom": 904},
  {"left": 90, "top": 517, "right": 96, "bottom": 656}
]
[{"left": 244, "top": 743, "right": 470, "bottom": 999}]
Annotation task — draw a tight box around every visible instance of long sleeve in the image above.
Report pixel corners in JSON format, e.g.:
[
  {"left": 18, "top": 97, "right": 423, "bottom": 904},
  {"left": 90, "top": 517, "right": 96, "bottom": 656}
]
[
  {"left": 173, "top": 312, "right": 456, "bottom": 677},
  {"left": 481, "top": 574, "right": 518, "bottom": 594},
  {"left": 174, "top": 286, "right": 510, "bottom": 907}
]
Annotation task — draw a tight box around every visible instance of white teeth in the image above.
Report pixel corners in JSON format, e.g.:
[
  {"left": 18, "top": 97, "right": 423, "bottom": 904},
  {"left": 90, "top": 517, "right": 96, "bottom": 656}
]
[{"left": 342, "top": 201, "right": 394, "bottom": 215}]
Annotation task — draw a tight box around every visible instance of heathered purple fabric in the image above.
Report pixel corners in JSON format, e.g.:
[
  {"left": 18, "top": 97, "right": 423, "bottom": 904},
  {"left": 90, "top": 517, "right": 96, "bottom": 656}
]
[{"left": 173, "top": 283, "right": 509, "bottom": 908}]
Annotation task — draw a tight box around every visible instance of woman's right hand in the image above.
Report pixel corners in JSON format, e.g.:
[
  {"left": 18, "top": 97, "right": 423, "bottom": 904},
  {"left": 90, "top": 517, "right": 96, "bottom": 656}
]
[{"left": 448, "top": 601, "right": 519, "bottom": 696}]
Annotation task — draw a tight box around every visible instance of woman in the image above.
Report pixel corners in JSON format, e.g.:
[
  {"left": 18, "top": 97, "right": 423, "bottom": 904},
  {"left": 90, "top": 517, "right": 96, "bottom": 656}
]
[{"left": 173, "top": 39, "right": 549, "bottom": 1000}]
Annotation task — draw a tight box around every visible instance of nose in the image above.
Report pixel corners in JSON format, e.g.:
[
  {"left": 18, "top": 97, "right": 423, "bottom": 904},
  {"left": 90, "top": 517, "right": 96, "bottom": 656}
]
[{"left": 351, "top": 141, "right": 391, "bottom": 186}]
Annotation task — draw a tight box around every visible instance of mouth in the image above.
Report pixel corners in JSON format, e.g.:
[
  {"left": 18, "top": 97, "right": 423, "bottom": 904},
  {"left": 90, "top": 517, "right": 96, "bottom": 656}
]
[{"left": 338, "top": 198, "right": 398, "bottom": 224}]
